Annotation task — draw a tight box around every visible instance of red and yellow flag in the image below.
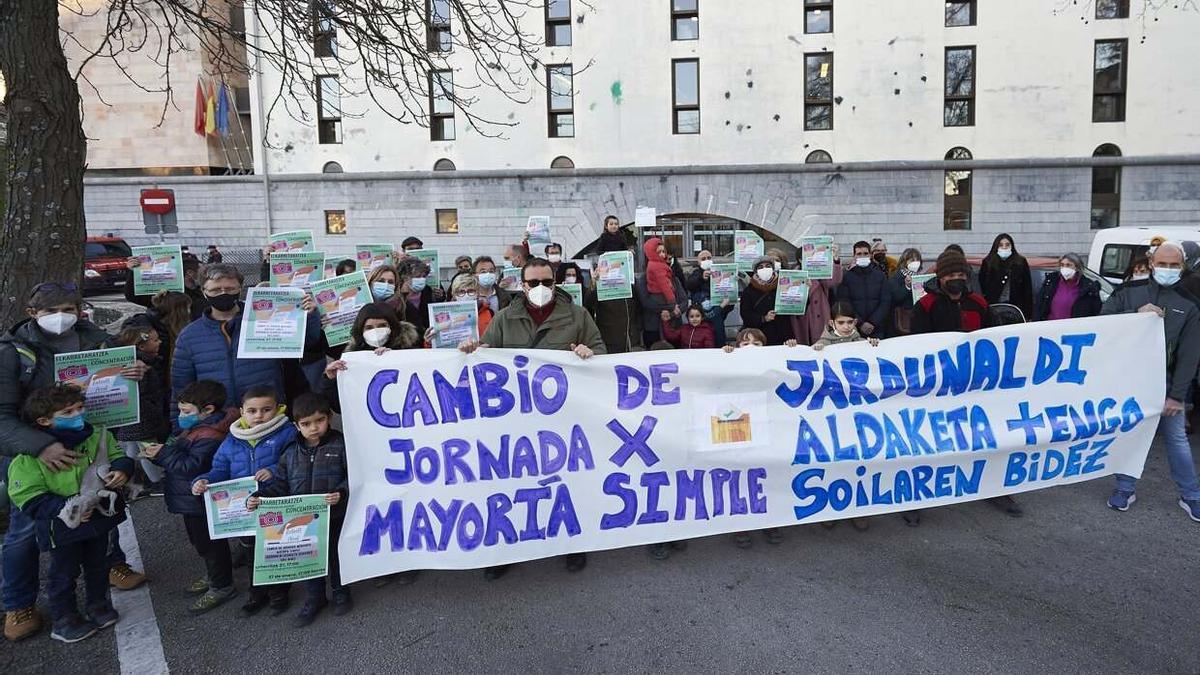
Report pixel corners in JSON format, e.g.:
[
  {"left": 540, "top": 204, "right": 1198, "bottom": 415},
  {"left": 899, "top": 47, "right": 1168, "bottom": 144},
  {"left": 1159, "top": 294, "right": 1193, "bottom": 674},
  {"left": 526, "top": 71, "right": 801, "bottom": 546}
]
[{"left": 204, "top": 81, "right": 217, "bottom": 136}]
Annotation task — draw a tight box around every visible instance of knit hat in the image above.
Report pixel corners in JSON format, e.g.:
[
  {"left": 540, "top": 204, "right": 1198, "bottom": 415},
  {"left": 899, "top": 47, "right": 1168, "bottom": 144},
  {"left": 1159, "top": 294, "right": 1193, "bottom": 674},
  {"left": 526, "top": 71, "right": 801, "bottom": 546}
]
[
  {"left": 752, "top": 256, "right": 775, "bottom": 270},
  {"left": 936, "top": 248, "right": 969, "bottom": 279}
]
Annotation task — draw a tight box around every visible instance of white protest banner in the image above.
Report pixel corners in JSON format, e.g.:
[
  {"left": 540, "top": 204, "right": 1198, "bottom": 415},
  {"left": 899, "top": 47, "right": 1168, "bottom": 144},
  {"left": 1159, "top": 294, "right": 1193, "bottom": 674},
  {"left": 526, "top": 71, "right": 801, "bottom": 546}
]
[{"left": 337, "top": 314, "right": 1163, "bottom": 583}]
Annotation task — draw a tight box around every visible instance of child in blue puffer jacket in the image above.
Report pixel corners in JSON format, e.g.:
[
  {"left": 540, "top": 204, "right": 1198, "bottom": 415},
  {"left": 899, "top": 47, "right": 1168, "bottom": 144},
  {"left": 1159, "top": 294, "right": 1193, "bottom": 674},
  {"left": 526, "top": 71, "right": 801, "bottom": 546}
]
[{"left": 191, "top": 384, "right": 296, "bottom": 618}]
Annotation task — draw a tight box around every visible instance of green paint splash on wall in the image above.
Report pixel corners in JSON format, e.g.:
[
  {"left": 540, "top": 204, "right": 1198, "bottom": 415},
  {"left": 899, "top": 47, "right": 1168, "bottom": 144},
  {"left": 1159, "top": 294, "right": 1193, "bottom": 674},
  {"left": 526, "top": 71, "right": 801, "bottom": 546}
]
[{"left": 610, "top": 81, "right": 623, "bottom": 105}]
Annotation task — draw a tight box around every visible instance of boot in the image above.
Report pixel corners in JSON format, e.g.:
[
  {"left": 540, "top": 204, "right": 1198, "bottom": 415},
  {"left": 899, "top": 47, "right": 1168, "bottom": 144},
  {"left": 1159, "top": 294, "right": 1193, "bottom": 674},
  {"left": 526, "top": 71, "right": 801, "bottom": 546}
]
[
  {"left": 109, "top": 562, "right": 148, "bottom": 591},
  {"left": 4, "top": 606, "right": 42, "bottom": 642}
]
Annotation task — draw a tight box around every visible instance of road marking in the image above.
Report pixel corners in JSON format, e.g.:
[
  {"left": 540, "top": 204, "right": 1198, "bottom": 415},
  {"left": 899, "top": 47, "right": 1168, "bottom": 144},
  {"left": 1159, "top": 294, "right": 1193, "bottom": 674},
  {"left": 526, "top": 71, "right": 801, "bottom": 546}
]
[{"left": 113, "top": 515, "right": 169, "bottom": 675}]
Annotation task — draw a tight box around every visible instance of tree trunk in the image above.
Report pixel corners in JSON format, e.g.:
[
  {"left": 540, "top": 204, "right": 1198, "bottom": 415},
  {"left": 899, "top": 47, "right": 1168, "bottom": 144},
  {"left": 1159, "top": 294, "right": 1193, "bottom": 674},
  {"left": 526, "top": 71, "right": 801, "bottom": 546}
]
[{"left": 0, "top": 0, "right": 87, "bottom": 329}]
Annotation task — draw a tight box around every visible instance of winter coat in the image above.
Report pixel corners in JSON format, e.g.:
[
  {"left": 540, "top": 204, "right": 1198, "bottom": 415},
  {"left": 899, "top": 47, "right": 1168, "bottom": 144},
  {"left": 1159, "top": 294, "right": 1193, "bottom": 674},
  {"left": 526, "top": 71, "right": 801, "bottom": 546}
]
[
  {"left": 481, "top": 288, "right": 607, "bottom": 353},
  {"left": 792, "top": 263, "right": 843, "bottom": 346},
  {"left": 256, "top": 430, "right": 348, "bottom": 517},
  {"left": 344, "top": 321, "right": 421, "bottom": 354},
  {"left": 813, "top": 324, "right": 865, "bottom": 350},
  {"left": 194, "top": 414, "right": 298, "bottom": 486},
  {"left": 979, "top": 256, "right": 1034, "bottom": 320},
  {"left": 0, "top": 318, "right": 111, "bottom": 458},
  {"left": 7, "top": 426, "right": 133, "bottom": 550},
  {"left": 592, "top": 292, "right": 643, "bottom": 354},
  {"left": 1035, "top": 274, "right": 1103, "bottom": 322},
  {"left": 739, "top": 280, "right": 795, "bottom": 346},
  {"left": 390, "top": 286, "right": 435, "bottom": 333},
  {"left": 837, "top": 265, "right": 892, "bottom": 337},
  {"left": 1102, "top": 277, "right": 1200, "bottom": 401},
  {"left": 151, "top": 409, "right": 237, "bottom": 515},
  {"left": 115, "top": 351, "right": 170, "bottom": 443},
  {"left": 911, "top": 279, "right": 992, "bottom": 335},
  {"left": 170, "top": 303, "right": 323, "bottom": 416},
  {"left": 643, "top": 239, "right": 677, "bottom": 303},
  {"left": 660, "top": 317, "right": 716, "bottom": 349},
  {"left": 635, "top": 274, "right": 688, "bottom": 333}
]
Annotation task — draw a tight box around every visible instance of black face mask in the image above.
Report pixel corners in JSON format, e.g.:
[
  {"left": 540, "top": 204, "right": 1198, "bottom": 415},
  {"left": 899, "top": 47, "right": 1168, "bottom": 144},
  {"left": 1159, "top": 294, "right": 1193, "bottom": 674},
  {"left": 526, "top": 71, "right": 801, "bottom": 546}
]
[
  {"left": 206, "top": 292, "right": 240, "bottom": 312},
  {"left": 873, "top": 253, "right": 887, "bottom": 263},
  {"left": 943, "top": 279, "right": 967, "bottom": 296}
]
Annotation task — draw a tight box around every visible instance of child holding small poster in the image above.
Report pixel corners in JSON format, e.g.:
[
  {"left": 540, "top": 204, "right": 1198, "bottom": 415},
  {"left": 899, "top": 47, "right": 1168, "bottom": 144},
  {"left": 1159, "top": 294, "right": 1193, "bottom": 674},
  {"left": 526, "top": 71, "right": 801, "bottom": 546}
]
[{"left": 248, "top": 393, "right": 350, "bottom": 627}]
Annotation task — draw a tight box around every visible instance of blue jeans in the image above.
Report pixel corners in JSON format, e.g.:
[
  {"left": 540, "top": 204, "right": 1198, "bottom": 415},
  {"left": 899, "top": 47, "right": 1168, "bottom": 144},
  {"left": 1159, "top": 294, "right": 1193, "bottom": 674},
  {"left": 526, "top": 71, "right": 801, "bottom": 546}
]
[
  {"left": 1, "top": 505, "right": 40, "bottom": 611},
  {"left": 1116, "top": 412, "right": 1200, "bottom": 500}
]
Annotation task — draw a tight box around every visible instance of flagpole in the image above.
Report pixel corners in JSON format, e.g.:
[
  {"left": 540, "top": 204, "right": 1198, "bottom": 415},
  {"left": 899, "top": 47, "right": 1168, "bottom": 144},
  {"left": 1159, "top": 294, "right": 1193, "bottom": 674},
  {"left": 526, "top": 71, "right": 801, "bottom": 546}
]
[
  {"left": 230, "top": 83, "right": 255, "bottom": 175},
  {"left": 222, "top": 81, "right": 251, "bottom": 174}
]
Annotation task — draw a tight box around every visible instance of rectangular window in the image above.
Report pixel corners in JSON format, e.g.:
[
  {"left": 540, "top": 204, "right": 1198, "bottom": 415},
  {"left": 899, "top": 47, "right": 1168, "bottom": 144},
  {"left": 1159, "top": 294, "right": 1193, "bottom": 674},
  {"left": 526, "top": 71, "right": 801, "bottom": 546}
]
[
  {"left": 944, "top": 169, "right": 972, "bottom": 230},
  {"left": 228, "top": 1, "right": 246, "bottom": 36},
  {"left": 804, "top": 0, "right": 832, "bottom": 34},
  {"left": 671, "top": 0, "right": 698, "bottom": 41},
  {"left": 945, "top": 0, "right": 975, "bottom": 26},
  {"left": 1092, "top": 167, "right": 1121, "bottom": 230},
  {"left": 316, "top": 75, "right": 341, "bottom": 144},
  {"left": 672, "top": 58, "right": 700, "bottom": 134},
  {"left": 804, "top": 53, "right": 833, "bottom": 131},
  {"left": 547, "top": 64, "right": 574, "bottom": 138},
  {"left": 546, "top": 0, "right": 571, "bottom": 46},
  {"left": 427, "top": 0, "right": 451, "bottom": 52},
  {"left": 313, "top": 0, "right": 336, "bottom": 58},
  {"left": 944, "top": 46, "right": 976, "bottom": 127},
  {"left": 1096, "top": 0, "right": 1129, "bottom": 19},
  {"left": 1093, "top": 39, "right": 1127, "bottom": 122},
  {"left": 436, "top": 209, "right": 459, "bottom": 234},
  {"left": 325, "top": 210, "right": 346, "bottom": 235},
  {"left": 429, "top": 70, "right": 455, "bottom": 141}
]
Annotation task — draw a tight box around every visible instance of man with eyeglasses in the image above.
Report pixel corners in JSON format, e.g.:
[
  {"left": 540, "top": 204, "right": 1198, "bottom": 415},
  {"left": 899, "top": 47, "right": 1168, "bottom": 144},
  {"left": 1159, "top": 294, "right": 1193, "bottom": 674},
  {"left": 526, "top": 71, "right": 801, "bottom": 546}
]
[
  {"left": 0, "top": 282, "right": 151, "bottom": 641},
  {"left": 458, "top": 257, "right": 606, "bottom": 578}
]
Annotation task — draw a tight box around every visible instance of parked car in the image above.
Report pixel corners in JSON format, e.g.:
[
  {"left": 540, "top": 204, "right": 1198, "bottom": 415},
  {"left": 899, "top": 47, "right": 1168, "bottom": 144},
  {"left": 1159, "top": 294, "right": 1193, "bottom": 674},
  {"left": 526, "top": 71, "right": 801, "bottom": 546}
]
[
  {"left": 1088, "top": 226, "right": 1200, "bottom": 286},
  {"left": 84, "top": 235, "right": 133, "bottom": 293}
]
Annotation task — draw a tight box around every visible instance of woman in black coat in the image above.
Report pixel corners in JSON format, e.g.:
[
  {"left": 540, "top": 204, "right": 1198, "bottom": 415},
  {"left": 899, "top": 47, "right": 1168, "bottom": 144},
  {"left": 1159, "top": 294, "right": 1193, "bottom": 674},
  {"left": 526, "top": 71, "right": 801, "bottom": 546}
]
[
  {"left": 978, "top": 233, "right": 1033, "bottom": 321},
  {"left": 1035, "top": 253, "right": 1103, "bottom": 321}
]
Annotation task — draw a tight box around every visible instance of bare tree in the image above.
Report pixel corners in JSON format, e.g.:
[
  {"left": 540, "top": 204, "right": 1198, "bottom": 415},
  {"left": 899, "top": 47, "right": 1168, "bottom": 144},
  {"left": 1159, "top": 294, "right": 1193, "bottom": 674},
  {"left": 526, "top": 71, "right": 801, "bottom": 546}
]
[{"left": 0, "top": 0, "right": 593, "bottom": 327}]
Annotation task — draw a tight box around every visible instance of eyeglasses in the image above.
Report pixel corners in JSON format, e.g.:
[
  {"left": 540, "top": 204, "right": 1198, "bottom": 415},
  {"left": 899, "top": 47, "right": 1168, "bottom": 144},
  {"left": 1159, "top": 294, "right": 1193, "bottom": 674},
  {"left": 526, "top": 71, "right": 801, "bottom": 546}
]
[{"left": 523, "top": 278, "right": 555, "bottom": 288}]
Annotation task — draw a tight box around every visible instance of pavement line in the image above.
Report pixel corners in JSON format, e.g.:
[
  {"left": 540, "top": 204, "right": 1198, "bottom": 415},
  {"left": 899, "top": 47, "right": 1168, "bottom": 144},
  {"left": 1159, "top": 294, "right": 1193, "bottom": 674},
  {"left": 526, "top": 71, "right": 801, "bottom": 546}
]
[{"left": 113, "top": 515, "right": 170, "bottom": 675}]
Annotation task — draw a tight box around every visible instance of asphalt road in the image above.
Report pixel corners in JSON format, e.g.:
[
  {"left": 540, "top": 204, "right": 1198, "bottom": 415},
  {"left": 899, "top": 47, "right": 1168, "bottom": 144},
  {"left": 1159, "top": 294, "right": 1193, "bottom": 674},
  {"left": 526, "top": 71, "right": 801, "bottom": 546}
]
[{"left": 3, "top": 440, "right": 1197, "bottom": 675}]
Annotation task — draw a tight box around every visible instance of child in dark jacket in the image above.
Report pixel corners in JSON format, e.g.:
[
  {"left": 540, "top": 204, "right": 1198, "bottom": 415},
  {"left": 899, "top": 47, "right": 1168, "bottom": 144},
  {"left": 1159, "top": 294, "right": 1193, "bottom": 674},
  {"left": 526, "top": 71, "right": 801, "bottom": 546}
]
[
  {"left": 191, "top": 384, "right": 297, "bottom": 617},
  {"left": 7, "top": 385, "right": 134, "bottom": 643},
  {"left": 111, "top": 326, "right": 170, "bottom": 492},
  {"left": 249, "top": 392, "right": 350, "bottom": 627},
  {"left": 142, "top": 380, "right": 238, "bottom": 614},
  {"left": 659, "top": 304, "right": 717, "bottom": 349}
]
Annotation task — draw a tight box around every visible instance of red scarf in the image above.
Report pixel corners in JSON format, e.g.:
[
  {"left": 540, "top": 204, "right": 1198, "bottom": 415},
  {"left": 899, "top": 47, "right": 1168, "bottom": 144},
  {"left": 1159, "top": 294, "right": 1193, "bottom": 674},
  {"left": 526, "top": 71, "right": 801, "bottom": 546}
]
[{"left": 527, "top": 299, "right": 555, "bottom": 326}]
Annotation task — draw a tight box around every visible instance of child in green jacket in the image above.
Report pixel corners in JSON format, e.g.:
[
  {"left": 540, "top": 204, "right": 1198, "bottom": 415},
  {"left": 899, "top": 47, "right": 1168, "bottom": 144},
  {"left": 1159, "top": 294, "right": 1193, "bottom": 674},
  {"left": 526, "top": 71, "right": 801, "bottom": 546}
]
[{"left": 7, "top": 385, "right": 134, "bottom": 644}]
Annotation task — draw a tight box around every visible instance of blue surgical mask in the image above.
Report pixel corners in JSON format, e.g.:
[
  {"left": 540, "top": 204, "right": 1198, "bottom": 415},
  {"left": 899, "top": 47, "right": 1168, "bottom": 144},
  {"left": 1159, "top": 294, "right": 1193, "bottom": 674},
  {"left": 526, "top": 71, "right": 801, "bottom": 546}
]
[
  {"left": 371, "top": 281, "right": 395, "bottom": 300},
  {"left": 477, "top": 272, "right": 497, "bottom": 288},
  {"left": 178, "top": 412, "right": 201, "bottom": 429},
  {"left": 701, "top": 299, "right": 713, "bottom": 312},
  {"left": 1153, "top": 267, "right": 1182, "bottom": 287},
  {"left": 52, "top": 413, "right": 86, "bottom": 431},
  {"left": 410, "top": 277, "right": 428, "bottom": 292}
]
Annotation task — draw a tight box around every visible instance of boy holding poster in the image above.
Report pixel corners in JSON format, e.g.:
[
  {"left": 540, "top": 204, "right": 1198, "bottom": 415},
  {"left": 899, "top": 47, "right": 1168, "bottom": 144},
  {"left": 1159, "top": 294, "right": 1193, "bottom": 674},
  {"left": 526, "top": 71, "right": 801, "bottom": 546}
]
[
  {"left": 248, "top": 393, "right": 349, "bottom": 627},
  {"left": 141, "top": 380, "right": 239, "bottom": 615}
]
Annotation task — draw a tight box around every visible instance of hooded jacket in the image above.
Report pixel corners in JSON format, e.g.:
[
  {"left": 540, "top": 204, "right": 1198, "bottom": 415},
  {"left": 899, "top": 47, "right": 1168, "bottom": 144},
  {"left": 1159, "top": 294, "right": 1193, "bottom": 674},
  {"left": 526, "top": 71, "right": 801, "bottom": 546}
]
[
  {"left": 635, "top": 273, "right": 688, "bottom": 333},
  {"left": 0, "top": 317, "right": 111, "bottom": 458},
  {"left": 481, "top": 287, "right": 607, "bottom": 353},
  {"left": 1102, "top": 276, "right": 1200, "bottom": 401},
  {"left": 643, "top": 238, "right": 677, "bottom": 303},
  {"left": 979, "top": 233, "right": 1034, "bottom": 320},
  {"left": 194, "top": 410, "right": 298, "bottom": 487},
  {"left": 152, "top": 408, "right": 238, "bottom": 515},
  {"left": 911, "top": 278, "right": 992, "bottom": 335}
]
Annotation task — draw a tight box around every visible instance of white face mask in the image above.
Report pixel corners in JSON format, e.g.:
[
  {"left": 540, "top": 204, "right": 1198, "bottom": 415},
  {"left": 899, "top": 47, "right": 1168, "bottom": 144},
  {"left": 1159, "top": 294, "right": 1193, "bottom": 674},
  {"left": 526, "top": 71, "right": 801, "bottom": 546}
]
[
  {"left": 699, "top": 259, "right": 713, "bottom": 270},
  {"left": 1131, "top": 273, "right": 1151, "bottom": 282},
  {"left": 526, "top": 284, "right": 554, "bottom": 307},
  {"left": 1059, "top": 267, "right": 1076, "bottom": 281},
  {"left": 906, "top": 260, "right": 921, "bottom": 273},
  {"left": 37, "top": 312, "right": 78, "bottom": 336},
  {"left": 362, "top": 327, "right": 391, "bottom": 347},
  {"left": 564, "top": 276, "right": 578, "bottom": 285},
  {"left": 477, "top": 272, "right": 497, "bottom": 288},
  {"left": 755, "top": 267, "right": 775, "bottom": 282},
  {"left": 548, "top": 254, "right": 562, "bottom": 264},
  {"left": 854, "top": 257, "right": 871, "bottom": 268},
  {"left": 997, "top": 248, "right": 1012, "bottom": 260}
]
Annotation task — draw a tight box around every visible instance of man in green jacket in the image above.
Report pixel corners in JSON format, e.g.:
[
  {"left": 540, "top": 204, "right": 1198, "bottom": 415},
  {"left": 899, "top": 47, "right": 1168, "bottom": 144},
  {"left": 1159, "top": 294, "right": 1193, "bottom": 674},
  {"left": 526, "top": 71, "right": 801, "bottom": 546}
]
[{"left": 459, "top": 257, "right": 606, "bottom": 578}]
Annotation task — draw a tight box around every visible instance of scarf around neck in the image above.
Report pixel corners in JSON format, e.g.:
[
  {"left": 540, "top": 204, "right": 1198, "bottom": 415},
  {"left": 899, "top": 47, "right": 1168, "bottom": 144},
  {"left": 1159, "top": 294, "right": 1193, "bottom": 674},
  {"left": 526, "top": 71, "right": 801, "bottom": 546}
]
[{"left": 228, "top": 407, "right": 289, "bottom": 443}]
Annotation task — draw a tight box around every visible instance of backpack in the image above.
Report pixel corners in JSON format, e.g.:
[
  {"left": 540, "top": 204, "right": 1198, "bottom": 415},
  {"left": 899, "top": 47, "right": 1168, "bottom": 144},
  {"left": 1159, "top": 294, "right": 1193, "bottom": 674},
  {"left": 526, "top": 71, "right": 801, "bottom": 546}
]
[{"left": 1, "top": 339, "right": 39, "bottom": 389}]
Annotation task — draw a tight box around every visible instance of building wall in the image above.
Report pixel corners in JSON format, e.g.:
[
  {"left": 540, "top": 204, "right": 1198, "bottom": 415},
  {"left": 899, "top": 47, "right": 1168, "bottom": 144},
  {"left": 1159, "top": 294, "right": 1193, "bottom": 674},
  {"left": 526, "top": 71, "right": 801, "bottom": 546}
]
[
  {"left": 255, "top": 0, "right": 1200, "bottom": 175},
  {"left": 82, "top": 161, "right": 1200, "bottom": 261}
]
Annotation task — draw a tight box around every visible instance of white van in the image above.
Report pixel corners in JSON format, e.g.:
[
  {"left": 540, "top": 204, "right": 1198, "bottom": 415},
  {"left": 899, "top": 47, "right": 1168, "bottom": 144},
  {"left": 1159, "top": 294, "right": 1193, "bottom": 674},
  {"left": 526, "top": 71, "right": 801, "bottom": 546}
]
[{"left": 1088, "top": 226, "right": 1200, "bottom": 286}]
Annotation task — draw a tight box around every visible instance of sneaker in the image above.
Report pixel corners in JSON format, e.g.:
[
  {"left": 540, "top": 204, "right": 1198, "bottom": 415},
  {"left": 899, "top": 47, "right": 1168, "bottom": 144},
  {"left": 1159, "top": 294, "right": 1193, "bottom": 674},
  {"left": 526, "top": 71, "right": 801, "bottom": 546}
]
[
  {"left": 732, "top": 532, "right": 753, "bottom": 549},
  {"left": 331, "top": 590, "right": 354, "bottom": 617},
  {"left": 902, "top": 510, "right": 922, "bottom": 527},
  {"left": 763, "top": 528, "right": 784, "bottom": 545},
  {"left": 563, "top": 553, "right": 587, "bottom": 573},
  {"left": 850, "top": 518, "right": 871, "bottom": 532},
  {"left": 647, "top": 543, "right": 671, "bottom": 560},
  {"left": 50, "top": 615, "right": 99, "bottom": 644},
  {"left": 291, "top": 599, "right": 327, "bottom": 628},
  {"left": 988, "top": 495, "right": 1024, "bottom": 518},
  {"left": 185, "top": 577, "right": 210, "bottom": 596},
  {"left": 189, "top": 586, "right": 237, "bottom": 615},
  {"left": 87, "top": 604, "right": 119, "bottom": 630},
  {"left": 109, "top": 562, "right": 148, "bottom": 591},
  {"left": 1107, "top": 490, "right": 1136, "bottom": 512},
  {"left": 4, "top": 606, "right": 42, "bottom": 642},
  {"left": 238, "top": 595, "right": 269, "bottom": 618},
  {"left": 483, "top": 565, "right": 511, "bottom": 581},
  {"left": 1179, "top": 498, "right": 1200, "bottom": 523}
]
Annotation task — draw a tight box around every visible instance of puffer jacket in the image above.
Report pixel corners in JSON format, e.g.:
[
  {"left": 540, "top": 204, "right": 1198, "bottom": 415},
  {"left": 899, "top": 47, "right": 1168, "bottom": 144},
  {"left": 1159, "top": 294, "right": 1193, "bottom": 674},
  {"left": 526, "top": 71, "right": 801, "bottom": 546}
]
[
  {"left": 151, "top": 408, "right": 238, "bottom": 515},
  {"left": 635, "top": 274, "right": 687, "bottom": 333},
  {"left": 170, "top": 303, "right": 323, "bottom": 415},
  {"left": 911, "top": 278, "right": 992, "bottom": 335},
  {"left": 837, "top": 265, "right": 892, "bottom": 336},
  {"left": 194, "top": 413, "right": 298, "bottom": 486},
  {"left": 481, "top": 288, "right": 607, "bottom": 353},
  {"left": 256, "top": 430, "right": 348, "bottom": 517},
  {"left": 660, "top": 317, "right": 716, "bottom": 349},
  {"left": 1102, "top": 277, "right": 1200, "bottom": 401},
  {"left": 0, "top": 317, "right": 111, "bottom": 458}
]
